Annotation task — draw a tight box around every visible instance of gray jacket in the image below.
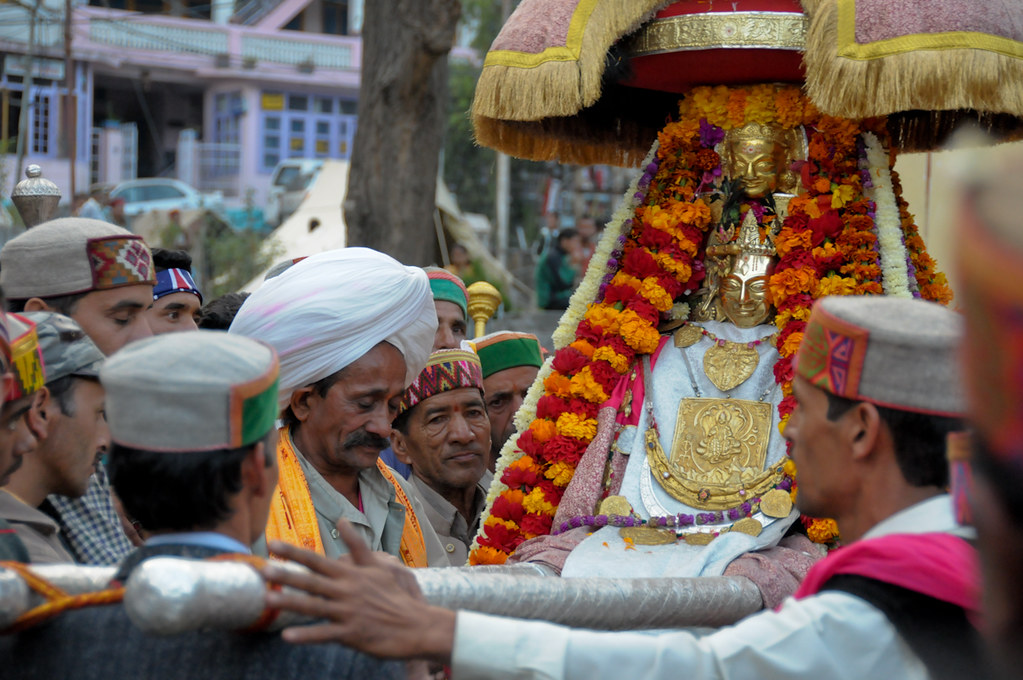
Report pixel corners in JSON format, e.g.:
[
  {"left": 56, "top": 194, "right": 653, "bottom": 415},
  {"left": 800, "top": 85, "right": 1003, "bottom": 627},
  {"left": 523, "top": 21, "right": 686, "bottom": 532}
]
[{"left": 0, "top": 490, "right": 75, "bottom": 564}]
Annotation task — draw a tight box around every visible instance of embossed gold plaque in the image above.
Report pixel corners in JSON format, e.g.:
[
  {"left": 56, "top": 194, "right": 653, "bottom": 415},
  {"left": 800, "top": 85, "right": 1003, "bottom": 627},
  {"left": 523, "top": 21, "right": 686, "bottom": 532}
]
[
  {"left": 646, "top": 398, "right": 782, "bottom": 510},
  {"left": 673, "top": 324, "right": 704, "bottom": 348},
  {"left": 619, "top": 527, "right": 676, "bottom": 545},
  {"left": 598, "top": 495, "right": 634, "bottom": 518},
  {"left": 731, "top": 517, "right": 763, "bottom": 537},
  {"left": 703, "top": 341, "right": 760, "bottom": 391},
  {"left": 684, "top": 532, "right": 716, "bottom": 546},
  {"left": 760, "top": 488, "right": 794, "bottom": 518}
]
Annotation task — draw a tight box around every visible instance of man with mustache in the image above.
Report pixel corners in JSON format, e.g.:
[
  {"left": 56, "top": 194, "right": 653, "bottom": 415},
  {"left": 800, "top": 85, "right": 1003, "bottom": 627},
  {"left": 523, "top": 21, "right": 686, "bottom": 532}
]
[
  {"left": 230, "top": 248, "right": 447, "bottom": 566},
  {"left": 391, "top": 349, "right": 493, "bottom": 565},
  {"left": 0, "top": 312, "right": 107, "bottom": 563}
]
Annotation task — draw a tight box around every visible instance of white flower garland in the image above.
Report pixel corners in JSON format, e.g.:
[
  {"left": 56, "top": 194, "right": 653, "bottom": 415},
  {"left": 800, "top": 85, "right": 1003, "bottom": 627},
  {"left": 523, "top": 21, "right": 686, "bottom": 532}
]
[
  {"left": 550, "top": 140, "right": 662, "bottom": 348},
  {"left": 863, "top": 132, "right": 912, "bottom": 298},
  {"left": 469, "top": 139, "right": 661, "bottom": 560}
]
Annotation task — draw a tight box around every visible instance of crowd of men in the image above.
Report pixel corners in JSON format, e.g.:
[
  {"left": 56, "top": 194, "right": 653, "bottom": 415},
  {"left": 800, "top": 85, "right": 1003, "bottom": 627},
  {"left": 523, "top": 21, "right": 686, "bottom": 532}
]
[{"left": 0, "top": 179, "right": 1020, "bottom": 680}]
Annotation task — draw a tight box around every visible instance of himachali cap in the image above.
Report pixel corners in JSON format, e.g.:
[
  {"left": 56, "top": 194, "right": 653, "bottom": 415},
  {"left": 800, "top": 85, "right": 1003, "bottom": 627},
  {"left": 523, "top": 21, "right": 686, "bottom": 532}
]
[
  {"left": 0, "top": 310, "right": 10, "bottom": 375},
  {"left": 425, "top": 267, "right": 469, "bottom": 320},
  {"left": 0, "top": 218, "right": 155, "bottom": 300},
  {"left": 22, "top": 312, "right": 104, "bottom": 385},
  {"left": 100, "top": 331, "right": 279, "bottom": 452},
  {"left": 6, "top": 313, "right": 45, "bottom": 401},
  {"left": 474, "top": 330, "right": 543, "bottom": 378},
  {"left": 794, "top": 296, "right": 964, "bottom": 418},
  {"left": 958, "top": 153, "right": 1023, "bottom": 465},
  {"left": 397, "top": 348, "right": 484, "bottom": 416}
]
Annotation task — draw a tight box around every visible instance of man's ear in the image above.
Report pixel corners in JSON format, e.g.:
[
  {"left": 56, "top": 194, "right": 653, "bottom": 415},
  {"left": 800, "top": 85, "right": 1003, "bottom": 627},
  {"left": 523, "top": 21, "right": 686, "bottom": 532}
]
[
  {"left": 288, "top": 386, "right": 317, "bottom": 424},
  {"left": 847, "top": 401, "right": 882, "bottom": 462},
  {"left": 26, "top": 387, "right": 51, "bottom": 440},
  {"left": 390, "top": 429, "right": 413, "bottom": 466},
  {"left": 242, "top": 441, "right": 274, "bottom": 497},
  {"left": 23, "top": 298, "right": 52, "bottom": 313}
]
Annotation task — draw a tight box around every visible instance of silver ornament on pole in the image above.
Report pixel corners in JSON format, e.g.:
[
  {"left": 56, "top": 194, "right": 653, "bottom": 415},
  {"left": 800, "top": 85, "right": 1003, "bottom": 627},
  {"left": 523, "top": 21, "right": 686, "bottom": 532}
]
[{"left": 11, "top": 164, "right": 61, "bottom": 228}]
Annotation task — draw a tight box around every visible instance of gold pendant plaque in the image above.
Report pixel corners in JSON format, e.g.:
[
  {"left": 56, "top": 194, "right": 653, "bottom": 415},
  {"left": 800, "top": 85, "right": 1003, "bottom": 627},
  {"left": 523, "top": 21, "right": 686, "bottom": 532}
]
[
  {"left": 646, "top": 398, "right": 782, "bottom": 510},
  {"left": 703, "top": 341, "right": 760, "bottom": 391},
  {"left": 598, "top": 495, "right": 634, "bottom": 518},
  {"left": 619, "top": 526, "right": 676, "bottom": 545},
  {"left": 684, "top": 532, "right": 716, "bottom": 546},
  {"left": 760, "top": 489, "right": 794, "bottom": 518},
  {"left": 673, "top": 324, "right": 704, "bottom": 348},
  {"left": 731, "top": 517, "right": 763, "bottom": 537}
]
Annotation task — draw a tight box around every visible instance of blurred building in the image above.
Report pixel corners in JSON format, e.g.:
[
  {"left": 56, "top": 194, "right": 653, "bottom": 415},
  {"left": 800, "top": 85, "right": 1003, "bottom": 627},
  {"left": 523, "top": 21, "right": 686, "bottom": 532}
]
[{"left": 0, "top": 0, "right": 364, "bottom": 205}]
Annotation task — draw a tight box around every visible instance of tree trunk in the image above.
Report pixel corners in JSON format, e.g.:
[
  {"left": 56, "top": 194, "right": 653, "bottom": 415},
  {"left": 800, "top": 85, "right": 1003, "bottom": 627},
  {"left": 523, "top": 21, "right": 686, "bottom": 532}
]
[{"left": 343, "top": 0, "right": 461, "bottom": 266}]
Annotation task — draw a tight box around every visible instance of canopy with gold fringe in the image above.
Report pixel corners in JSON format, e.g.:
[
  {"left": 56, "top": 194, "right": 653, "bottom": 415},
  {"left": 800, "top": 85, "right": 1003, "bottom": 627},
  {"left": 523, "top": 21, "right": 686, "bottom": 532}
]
[{"left": 472, "top": 0, "right": 1023, "bottom": 166}]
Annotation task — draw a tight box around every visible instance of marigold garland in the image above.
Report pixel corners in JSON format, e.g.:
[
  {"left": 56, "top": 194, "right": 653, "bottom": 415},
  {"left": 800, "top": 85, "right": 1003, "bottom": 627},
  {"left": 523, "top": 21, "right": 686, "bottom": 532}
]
[{"left": 469, "top": 84, "right": 953, "bottom": 565}]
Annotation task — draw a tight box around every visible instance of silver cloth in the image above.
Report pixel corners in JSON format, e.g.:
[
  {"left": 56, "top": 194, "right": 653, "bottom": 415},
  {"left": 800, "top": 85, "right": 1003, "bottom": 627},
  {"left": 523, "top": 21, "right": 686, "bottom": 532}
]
[{"left": 2, "top": 560, "right": 762, "bottom": 634}]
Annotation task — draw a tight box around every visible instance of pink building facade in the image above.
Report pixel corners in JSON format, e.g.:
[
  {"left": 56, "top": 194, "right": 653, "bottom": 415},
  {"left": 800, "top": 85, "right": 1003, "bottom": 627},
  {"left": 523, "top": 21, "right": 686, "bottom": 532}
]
[{"left": 0, "top": 0, "right": 363, "bottom": 206}]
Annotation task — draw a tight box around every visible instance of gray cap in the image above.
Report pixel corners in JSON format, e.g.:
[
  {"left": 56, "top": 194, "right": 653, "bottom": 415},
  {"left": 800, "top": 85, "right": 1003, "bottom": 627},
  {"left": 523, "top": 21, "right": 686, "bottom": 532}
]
[
  {"left": 100, "top": 331, "right": 279, "bottom": 452},
  {"left": 22, "top": 312, "right": 104, "bottom": 385},
  {"left": 795, "top": 296, "right": 964, "bottom": 417},
  {"left": 0, "top": 217, "right": 155, "bottom": 300}
]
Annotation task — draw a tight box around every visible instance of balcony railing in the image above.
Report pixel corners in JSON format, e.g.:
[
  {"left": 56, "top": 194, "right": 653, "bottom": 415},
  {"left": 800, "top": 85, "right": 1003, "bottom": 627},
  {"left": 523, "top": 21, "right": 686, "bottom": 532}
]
[{"left": 0, "top": 5, "right": 360, "bottom": 75}]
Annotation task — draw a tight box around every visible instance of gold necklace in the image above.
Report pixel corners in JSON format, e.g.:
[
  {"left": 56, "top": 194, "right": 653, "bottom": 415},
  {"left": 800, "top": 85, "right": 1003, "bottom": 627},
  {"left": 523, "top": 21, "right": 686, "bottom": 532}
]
[{"left": 674, "top": 323, "right": 777, "bottom": 392}]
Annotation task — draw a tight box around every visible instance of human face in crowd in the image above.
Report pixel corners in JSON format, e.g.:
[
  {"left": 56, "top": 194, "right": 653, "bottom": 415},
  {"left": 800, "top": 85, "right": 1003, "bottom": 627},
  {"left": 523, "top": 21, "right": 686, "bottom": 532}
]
[
  {"left": 146, "top": 291, "right": 201, "bottom": 335},
  {"left": 393, "top": 387, "right": 489, "bottom": 500},
  {"left": 291, "top": 342, "right": 406, "bottom": 477},
  {"left": 28, "top": 284, "right": 154, "bottom": 356},
  {"left": 783, "top": 376, "right": 855, "bottom": 519},
  {"left": 433, "top": 300, "right": 467, "bottom": 351},
  {"left": 36, "top": 379, "right": 110, "bottom": 498},
  {"left": 0, "top": 389, "right": 35, "bottom": 486},
  {"left": 483, "top": 365, "right": 538, "bottom": 463}
]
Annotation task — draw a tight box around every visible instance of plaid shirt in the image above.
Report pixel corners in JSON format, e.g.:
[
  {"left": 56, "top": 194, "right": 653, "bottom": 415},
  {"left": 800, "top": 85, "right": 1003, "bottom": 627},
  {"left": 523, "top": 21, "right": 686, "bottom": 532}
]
[{"left": 48, "top": 464, "right": 133, "bottom": 565}]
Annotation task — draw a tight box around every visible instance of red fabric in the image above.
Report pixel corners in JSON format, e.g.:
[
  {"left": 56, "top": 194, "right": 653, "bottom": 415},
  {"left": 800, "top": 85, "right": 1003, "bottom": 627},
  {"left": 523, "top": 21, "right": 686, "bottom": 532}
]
[
  {"left": 620, "top": 0, "right": 806, "bottom": 93},
  {"left": 793, "top": 533, "right": 979, "bottom": 614}
]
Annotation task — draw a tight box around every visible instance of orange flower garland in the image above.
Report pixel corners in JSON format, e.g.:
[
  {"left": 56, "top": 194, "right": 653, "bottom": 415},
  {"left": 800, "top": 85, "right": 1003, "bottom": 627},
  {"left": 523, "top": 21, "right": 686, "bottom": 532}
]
[{"left": 469, "top": 85, "right": 952, "bottom": 565}]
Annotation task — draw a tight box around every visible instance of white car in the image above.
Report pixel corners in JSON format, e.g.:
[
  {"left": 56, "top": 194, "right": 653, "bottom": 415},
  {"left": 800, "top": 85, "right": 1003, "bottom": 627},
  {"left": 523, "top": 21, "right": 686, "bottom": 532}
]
[
  {"left": 110, "top": 178, "right": 224, "bottom": 219},
  {"left": 265, "top": 159, "right": 324, "bottom": 226}
]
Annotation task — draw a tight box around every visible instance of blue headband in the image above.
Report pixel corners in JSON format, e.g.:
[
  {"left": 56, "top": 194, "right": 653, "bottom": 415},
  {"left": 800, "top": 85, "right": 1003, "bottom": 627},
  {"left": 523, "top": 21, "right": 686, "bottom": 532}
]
[{"left": 153, "top": 268, "right": 202, "bottom": 303}]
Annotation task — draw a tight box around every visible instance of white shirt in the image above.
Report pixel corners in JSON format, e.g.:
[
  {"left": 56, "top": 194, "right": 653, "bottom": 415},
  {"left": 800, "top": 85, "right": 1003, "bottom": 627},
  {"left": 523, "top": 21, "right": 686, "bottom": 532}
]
[{"left": 452, "top": 495, "right": 966, "bottom": 680}]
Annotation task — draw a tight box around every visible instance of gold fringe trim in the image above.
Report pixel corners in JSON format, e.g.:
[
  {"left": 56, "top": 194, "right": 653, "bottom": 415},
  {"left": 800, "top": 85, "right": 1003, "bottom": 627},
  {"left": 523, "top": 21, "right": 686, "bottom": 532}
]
[
  {"left": 803, "top": 0, "right": 1023, "bottom": 118},
  {"left": 472, "top": 0, "right": 667, "bottom": 122}
]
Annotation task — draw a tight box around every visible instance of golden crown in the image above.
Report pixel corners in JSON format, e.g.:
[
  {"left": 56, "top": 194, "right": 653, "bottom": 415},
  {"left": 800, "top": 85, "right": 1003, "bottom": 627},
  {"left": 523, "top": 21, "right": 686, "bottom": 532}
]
[
  {"left": 725, "top": 121, "right": 788, "bottom": 147},
  {"left": 734, "top": 209, "right": 777, "bottom": 258}
]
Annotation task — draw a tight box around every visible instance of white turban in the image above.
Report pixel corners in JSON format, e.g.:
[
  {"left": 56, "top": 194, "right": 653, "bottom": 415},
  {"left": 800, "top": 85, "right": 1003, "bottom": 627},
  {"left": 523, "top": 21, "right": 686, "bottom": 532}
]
[{"left": 229, "top": 248, "right": 437, "bottom": 410}]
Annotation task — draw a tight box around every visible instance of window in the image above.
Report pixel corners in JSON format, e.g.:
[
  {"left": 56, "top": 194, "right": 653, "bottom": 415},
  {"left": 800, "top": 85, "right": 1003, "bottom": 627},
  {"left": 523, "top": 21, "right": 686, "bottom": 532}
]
[
  {"left": 30, "top": 92, "right": 51, "bottom": 155},
  {"left": 260, "top": 91, "right": 360, "bottom": 171},
  {"left": 322, "top": 0, "right": 350, "bottom": 35}
]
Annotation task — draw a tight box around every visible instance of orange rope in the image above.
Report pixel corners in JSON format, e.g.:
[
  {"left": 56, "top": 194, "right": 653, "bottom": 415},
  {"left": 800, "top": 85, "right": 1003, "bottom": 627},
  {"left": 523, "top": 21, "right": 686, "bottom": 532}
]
[
  {"left": 0, "top": 561, "right": 124, "bottom": 633},
  {"left": 206, "top": 553, "right": 281, "bottom": 632}
]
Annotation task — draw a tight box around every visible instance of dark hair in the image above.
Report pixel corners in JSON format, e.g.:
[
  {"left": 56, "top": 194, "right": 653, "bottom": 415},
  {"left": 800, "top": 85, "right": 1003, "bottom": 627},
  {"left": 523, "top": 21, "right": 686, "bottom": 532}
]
[
  {"left": 391, "top": 407, "right": 412, "bottom": 436},
  {"left": 46, "top": 375, "right": 89, "bottom": 417},
  {"left": 825, "top": 392, "right": 962, "bottom": 488},
  {"left": 279, "top": 367, "right": 347, "bottom": 430},
  {"left": 151, "top": 248, "right": 193, "bottom": 273},
  {"left": 556, "top": 229, "right": 579, "bottom": 244},
  {"left": 108, "top": 430, "right": 274, "bottom": 533},
  {"left": 197, "top": 292, "right": 250, "bottom": 330},
  {"left": 8, "top": 291, "right": 88, "bottom": 316}
]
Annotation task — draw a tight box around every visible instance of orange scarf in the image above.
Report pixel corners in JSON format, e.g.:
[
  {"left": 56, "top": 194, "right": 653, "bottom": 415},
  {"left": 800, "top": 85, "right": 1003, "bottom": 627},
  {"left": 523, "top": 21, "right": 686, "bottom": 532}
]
[{"left": 265, "top": 426, "right": 429, "bottom": 567}]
